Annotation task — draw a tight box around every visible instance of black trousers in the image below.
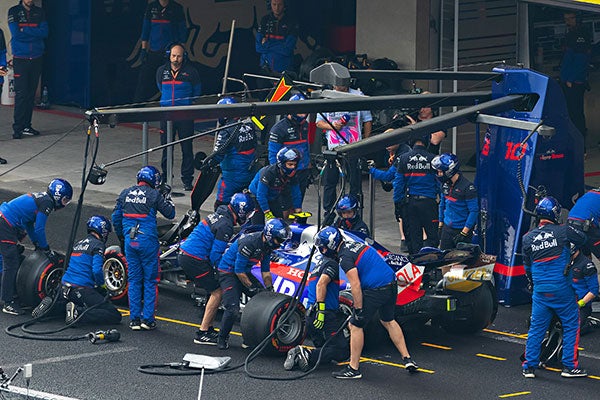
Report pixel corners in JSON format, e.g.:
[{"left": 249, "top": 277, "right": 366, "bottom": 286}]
[
  {"left": 160, "top": 119, "right": 195, "bottom": 186},
  {"left": 0, "top": 219, "right": 20, "bottom": 304},
  {"left": 306, "top": 309, "right": 349, "bottom": 368},
  {"left": 63, "top": 286, "right": 122, "bottom": 325},
  {"left": 440, "top": 225, "right": 462, "bottom": 250},
  {"left": 562, "top": 82, "right": 587, "bottom": 151},
  {"left": 404, "top": 197, "right": 439, "bottom": 254},
  {"left": 323, "top": 157, "right": 362, "bottom": 215},
  {"left": 133, "top": 51, "right": 165, "bottom": 104},
  {"left": 12, "top": 57, "right": 43, "bottom": 134}
]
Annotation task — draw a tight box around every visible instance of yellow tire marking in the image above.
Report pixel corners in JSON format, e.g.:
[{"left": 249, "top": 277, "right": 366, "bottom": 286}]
[
  {"left": 483, "top": 328, "right": 528, "bottom": 339},
  {"left": 358, "top": 356, "right": 435, "bottom": 374}
]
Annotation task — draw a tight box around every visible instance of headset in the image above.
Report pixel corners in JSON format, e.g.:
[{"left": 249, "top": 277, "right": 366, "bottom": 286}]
[{"left": 165, "top": 43, "right": 188, "bottom": 62}]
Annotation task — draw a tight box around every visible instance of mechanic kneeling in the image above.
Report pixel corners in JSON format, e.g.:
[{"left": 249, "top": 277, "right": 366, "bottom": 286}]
[
  {"left": 216, "top": 218, "right": 291, "bottom": 350},
  {"left": 284, "top": 226, "right": 350, "bottom": 371},
  {"left": 59, "top": 216, "right": 121, "bottom": 326}
]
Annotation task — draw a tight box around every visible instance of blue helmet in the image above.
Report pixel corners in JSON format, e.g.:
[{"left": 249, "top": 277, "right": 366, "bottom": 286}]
[
  {"left": 47, "top": 178, "right": 73, "bottom": 209},
  {"left": 263, "top": 218, "right": 291, "bottom": 250},
  {"left": 432, "top": 153, "right": 460, "bottom": 181},
  {"left": 336, "top": 194, "right": 359, "bottom": 223},
  {"left": 229, "top": 193, "right": 255, "bottom": 225},
  {"left": 276, "top": 147, "right": 301, "bottom": 177},
  {"left": 315, "top": 226, "right": 343, "bottom": 258},
  {"left": 87, "top": 215, "right": 112, "bottom": 243},
  {"left": 217, "top": 96, "right": 237, "bottom": 125},
  {"left": 535, "top": 196, "right": 561, "bottom": 223},
  {"left": 137, "top": 166, "right": 161, "bottom": 188},
  {"left": 289, "top": 93, "right": 307, "bottom": 123}
]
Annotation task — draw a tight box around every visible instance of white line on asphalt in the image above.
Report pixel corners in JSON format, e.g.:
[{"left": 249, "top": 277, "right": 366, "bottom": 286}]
[{"left": 2, "top": 346, "right": 137, "bottom": 369}]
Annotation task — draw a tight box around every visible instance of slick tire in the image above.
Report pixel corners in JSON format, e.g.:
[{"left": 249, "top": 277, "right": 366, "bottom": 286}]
[
  {"left": 440, "top": 283, "right": 497, "bottom": 334},
  {"left": 240, "top": 291, "right": 306, "bottom": 355},
  {"left": 16, "top": 250, "right": 64, "bottom": 307},
  {"left": 103, "top": 247, "right": 128, "bottom": 303}
]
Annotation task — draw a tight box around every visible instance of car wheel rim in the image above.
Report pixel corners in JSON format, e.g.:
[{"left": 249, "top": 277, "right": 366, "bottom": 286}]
[
  {"left": 103, "top": 257, "right": 126, "bottom": 294},
  {"left": 276, "top": 310, "right": 303, "bottom": 345}
]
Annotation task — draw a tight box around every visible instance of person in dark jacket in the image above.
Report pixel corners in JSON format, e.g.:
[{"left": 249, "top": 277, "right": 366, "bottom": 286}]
[
  {"left": 255, "top": 0, "right": 298, "bottom": 74},
  {"left": 179, "top": 193, "right": 255, "bottom": 345},
  {"left": 521, "top": 196, "right": 588, "bottom": 378},
  {"left": 211, "top": 97, "right": 259, "bottom": 209},
  {"left": 567, "top": 188, "right": 600, "bottom": 259},
  {"left": 432, "top": 153, "right": 478, "bottom": 250},
  {"left": 8, "top": 0, "right": 48, "bottom": 139},
  {"left": 0, "top": 178, "right": 72, "bottom": 315},
  {"left": 284, "top": 227, "right": 350, "bottom": 371},
  {"left": 268, "top": 93, "right": 311, "bottom": 200},
  {"left": 334, "top": 194, "right": 370, "bottom": 237},
  {"left": 61, "top": 216, "right": 121, "bottom": 326},
  {"left": 0, "top": 28, "right": 7, "bottom": 164},
  {"left": 133, "top": 0, "right": 187, "bottom": 103},
  {"left": 156, "top": 43, "right": 201, "bottom": 190},
  {"left": 216, "top": 218, "right": 291, "bottom": 350},
  {"left": 112, "top": 166, "right": 175, "bottom": 331}
]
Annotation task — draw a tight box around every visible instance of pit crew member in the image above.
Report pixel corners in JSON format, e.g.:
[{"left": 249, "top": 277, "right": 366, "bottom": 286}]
[
  {"left": 333, "top": 194, "right": 370, "bottom": 237},
  {"left": 570, "top": 251, "right": 599, "bottom": 335}
]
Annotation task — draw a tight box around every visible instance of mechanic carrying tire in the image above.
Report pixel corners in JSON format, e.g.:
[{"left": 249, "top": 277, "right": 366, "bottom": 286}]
[
  {"left": 0, "top": 178, "right": 73, "bottom": 315},
  {"left": 33, "top": 215, "right": 122, "bottom": 326},
  {"left": 216, "top": 218, "right": 291, "bottom": 350},
  {"left": 284, "top": 226, "right": 350, "bottom": 371},
  {"left": 178, "top": 192, "right": 255, "bottom": 346}
]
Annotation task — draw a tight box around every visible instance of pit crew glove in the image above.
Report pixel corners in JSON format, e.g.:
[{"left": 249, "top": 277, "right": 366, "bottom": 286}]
[
  {"left": 351, "top": 308, "right": 367, "bottom": 328},
  {"left": 159, "top": 183, "right": 172, "bottom": 201},
  {"left": 578, "top": 299, "right": 587, "bottom": 308},
  {"left": 394, "top": 202, "right": 404, "bottom": 222},
  {"left": 313, "top": 302, "right": 326, "bottom": 330},
  {"left": 247, "top": 286, "right": 264, "bottom": 297},
  {"left": 138, "top": 48, "right": 147, "bottom": 64},
  {"left": 367, "top": 159, "right": 376, "bottom": 169},
  {"left": 453, "top": 231, "right": 472, "bottom": 246},
  {"left": 44, "top": 249, "right": 60, "bottom": 266},
  {"left": 264, "top": 210, "right": 275, "bottom": 221},
  {"left": 265, "top": 285, "right": 274, "bottom": 292}
]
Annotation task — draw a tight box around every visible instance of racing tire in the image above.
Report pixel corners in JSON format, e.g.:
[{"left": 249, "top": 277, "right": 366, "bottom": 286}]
[
  {"left": 103, "top": 247, "right": 128, "bottom": 303},
  {"left": 16, "top": 250, "right": 65, "bottom": 307},
  {"left": 440, "top": 283, "right": 497, "bottom": 334},
  {"left": 240, "top": 291, "right": 306, "bottom": 355}
]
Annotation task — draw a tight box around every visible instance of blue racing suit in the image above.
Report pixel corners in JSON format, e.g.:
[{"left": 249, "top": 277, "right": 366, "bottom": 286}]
[
  {"left": 0, "top": 192, "right": 54, "bottom": 304},
  {"left": 304, "top": 255, "right": 349, "bottom": 367},
  {"left": 140, "top": 0, "right": 187, "bottom": 52},
  {"left": 213, "top": 122, "right": 258, "bottom": 205},
  {"left": 112, "top": 182, "right": 175, "bottom": 323},
  {"left": 268, "top": 117, "right": 311, "bottom": 200},
  {"left": 248, "top": 164, "right": 302, "bottom": 219},
  {"left": 61, "top": 234, "right": 122, "bottom": 325},
  {"left": 439, "top": 174, "right": 478, "bottom": 250},
  {"left": 217, "top": 232, "right": 272, "bottom": 340},
  {"left": 255, "top": 12, "right": 298, "bottom": 73},
  {"left": 567, "top": 189, "right": 600, "bottom": 258},
  {"left": 522, "top": 221, "right": 587, "bottom": 370},
  {"left": 571, "top": 252, "right": 599, "bottom": 334},
  {"left": 334, "top": 216, "right": 370, "bottom": 238}
]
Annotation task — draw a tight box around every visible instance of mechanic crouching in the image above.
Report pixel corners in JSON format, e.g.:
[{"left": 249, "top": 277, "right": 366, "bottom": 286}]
[
  {"left": 284, "top": 227, "right": 350, "bottom": 371},
  {"left": 216, "top": 219, "right": 291, "bottom": 350},
  {"left": 178, "top": 193, "right": 255, "bottom": 345},
  {"left": 521, "top": 197, "right": 588, "bottom": 378},
  {"left": 570, "top": 251, "right": 599, "bottom": 335},
  {"left": 248, "top": 147, "right": 303, "bottom": 223},
  {"left": 333, "top": 194, "right": 370, "bottom": 237},
  {"left": 58, "top": 216, "right": 122, "bottom": 326},
  {"left": 0, "top": 178, "right": 73, "bottom": 315},
  {"left": 112, "top": 166, "right": 176, "bottom": 331}
]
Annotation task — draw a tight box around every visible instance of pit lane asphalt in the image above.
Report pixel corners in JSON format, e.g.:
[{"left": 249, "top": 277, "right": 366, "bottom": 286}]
[
  {"left": 2, "top": 106, "right": 600, "bottom": 399},
  {"left": 1, "top": 198, "right": 600, "bottom": 400}
]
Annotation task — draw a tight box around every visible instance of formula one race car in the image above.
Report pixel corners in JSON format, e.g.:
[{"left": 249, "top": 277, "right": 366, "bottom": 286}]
[{"left": 15, "top": 212, "right": 497, "bottom": 355}]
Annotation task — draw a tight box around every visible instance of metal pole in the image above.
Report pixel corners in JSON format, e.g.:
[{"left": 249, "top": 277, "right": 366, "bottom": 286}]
[
  {"left": 142, "top": 121, "right": 148, "bottom": 166},
  {"left": 369, "top": 172, "right": 375, "bottom": 239},
  {"left": 166, "top": 120, "right": 174, "bottom": 186},
  {"left": 452, "top": 0, "right": 459, "bottom": 155},
  {"left": 221, "top": 20, "right": 236, "bottom": 96}
]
